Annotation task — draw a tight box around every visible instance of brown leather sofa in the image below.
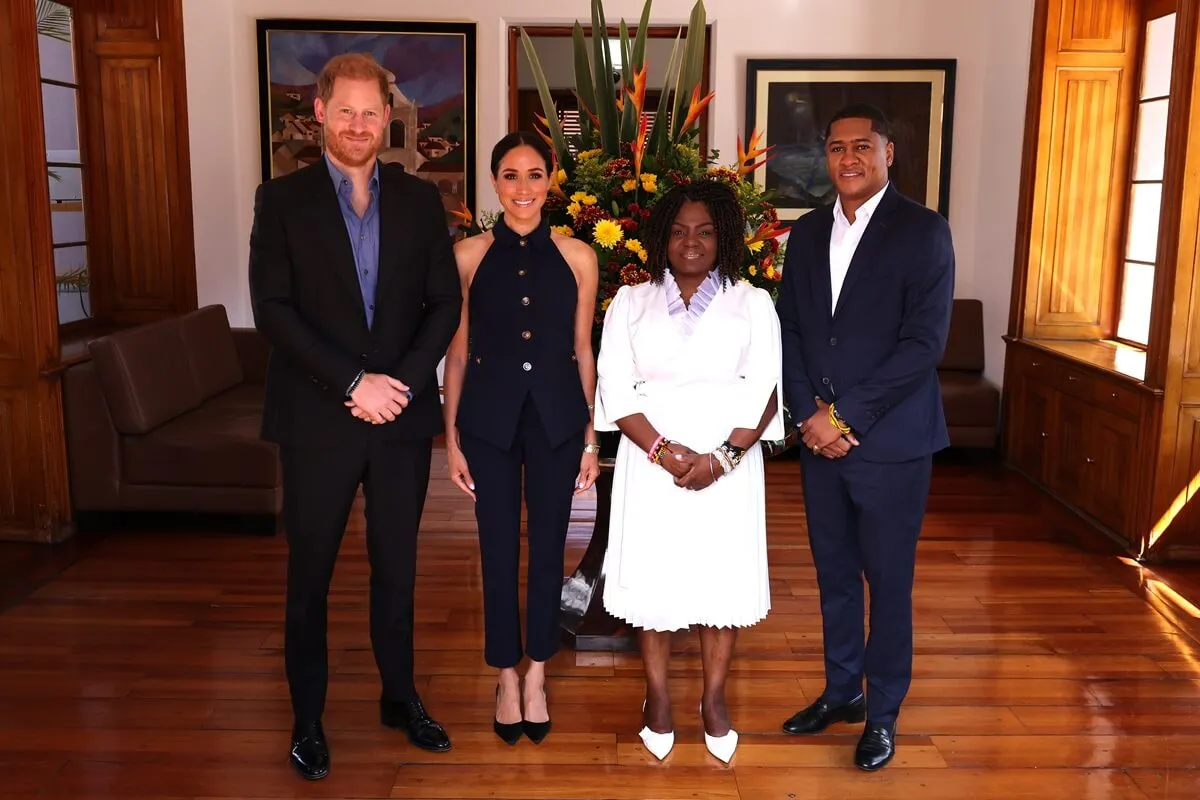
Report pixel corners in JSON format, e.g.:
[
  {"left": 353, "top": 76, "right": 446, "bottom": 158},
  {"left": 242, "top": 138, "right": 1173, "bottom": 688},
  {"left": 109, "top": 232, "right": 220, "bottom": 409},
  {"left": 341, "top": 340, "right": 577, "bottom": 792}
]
[
  {"left": 62, "top": 305, "right": 281, "bottom": 522},
  {"left": 939, "top": 298, "right": 1001, "bottom": 449}
]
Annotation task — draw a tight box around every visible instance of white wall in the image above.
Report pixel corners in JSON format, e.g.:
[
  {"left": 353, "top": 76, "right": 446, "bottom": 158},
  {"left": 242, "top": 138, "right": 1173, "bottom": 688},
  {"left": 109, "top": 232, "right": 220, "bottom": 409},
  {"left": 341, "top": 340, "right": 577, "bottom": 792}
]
[{"left": 182, "top": 0, "right": 1034, "bottom": 388}]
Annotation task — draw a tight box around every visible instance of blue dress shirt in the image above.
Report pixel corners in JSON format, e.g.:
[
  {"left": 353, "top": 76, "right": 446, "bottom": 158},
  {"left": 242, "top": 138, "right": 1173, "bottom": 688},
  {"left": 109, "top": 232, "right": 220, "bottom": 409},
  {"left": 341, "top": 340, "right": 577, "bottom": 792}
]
[{"left": 325, "top": 155, "right": 380, "bottom": 328}]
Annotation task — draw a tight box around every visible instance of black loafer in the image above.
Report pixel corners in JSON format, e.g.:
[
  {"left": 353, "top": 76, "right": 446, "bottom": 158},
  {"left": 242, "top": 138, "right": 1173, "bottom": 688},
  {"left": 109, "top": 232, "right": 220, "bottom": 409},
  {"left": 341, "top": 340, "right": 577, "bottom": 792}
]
[
  {"left": 381, "top": 696, "right": 452, "bottom": 752},
  {"left": 855, "top": 721, "right": 896, "bottom": 771},
  {"left": 781, "top": 693, "right": 866, "bottom": 735},
  {"left": 289, "top": 719, "right": 330, "bottom": 780}
]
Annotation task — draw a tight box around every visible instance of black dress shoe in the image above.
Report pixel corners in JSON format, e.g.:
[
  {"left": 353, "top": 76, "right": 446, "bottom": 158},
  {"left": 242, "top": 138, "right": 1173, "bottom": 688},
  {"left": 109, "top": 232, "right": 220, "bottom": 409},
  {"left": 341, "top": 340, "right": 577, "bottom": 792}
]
[
  {"left": 493, "top": 686, "right": 523, "bottom": 746},
  {"left": 781, "top": 693, "right": 866, "bottom": 735},
  {"left": 381, "top": 696, "right": 452, "bottom": 752},
  {"left": 289, "top": 719, "right": 330, "bottom": 780},
  {"left": 855, "top": 721, "right": 896, "bottom": 771}
]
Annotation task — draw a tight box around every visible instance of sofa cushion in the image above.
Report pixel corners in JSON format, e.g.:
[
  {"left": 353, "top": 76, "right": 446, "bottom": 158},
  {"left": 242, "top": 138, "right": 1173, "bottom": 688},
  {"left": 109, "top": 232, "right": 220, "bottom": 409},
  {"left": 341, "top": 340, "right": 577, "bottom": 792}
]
[
  {"left": 88, "top": 319, "right": 203, "bottom": 435},
  {"left": 939, "top": 371, "right": 1001, "bottom": 428},
  {"left": 940, "top": 299, "right": 986, "bottom": 372},
  {"left": 178, "top": 305, "right": 244, "bottom": 400},
  {"left": 121, "top": 389, "right": 279, "bottom": 489}
]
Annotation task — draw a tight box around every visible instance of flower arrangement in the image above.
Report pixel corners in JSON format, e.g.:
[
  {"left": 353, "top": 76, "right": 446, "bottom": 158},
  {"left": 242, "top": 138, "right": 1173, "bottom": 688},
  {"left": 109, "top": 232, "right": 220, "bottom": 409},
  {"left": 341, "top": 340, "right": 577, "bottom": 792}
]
[{"left": 453, "top": 0, "right": 786, "bottom": 348}]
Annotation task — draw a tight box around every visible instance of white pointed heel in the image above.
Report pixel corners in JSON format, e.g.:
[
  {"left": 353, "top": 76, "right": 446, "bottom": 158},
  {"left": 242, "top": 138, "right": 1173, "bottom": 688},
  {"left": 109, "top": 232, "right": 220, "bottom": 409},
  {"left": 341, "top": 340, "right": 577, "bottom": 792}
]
[
  {"left": 639, "top": 699, "right": 675, "bottom": 761},
  {"left": 701, "top": 703, "right": 738, "bottom": 764},
  {"left": 638, "top": 725, "right": 676, "bottom": 761}
]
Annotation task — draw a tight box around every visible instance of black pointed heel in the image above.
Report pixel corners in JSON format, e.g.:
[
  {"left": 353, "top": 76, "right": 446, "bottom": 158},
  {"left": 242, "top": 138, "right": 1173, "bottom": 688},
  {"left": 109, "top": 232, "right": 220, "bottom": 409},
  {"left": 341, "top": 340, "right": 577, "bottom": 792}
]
[
  {"left": 522, "top": 685, "right": 551, "bottom": 744},
  {"left": 493, "top": 686, "right": 522, "bottom": 745}
]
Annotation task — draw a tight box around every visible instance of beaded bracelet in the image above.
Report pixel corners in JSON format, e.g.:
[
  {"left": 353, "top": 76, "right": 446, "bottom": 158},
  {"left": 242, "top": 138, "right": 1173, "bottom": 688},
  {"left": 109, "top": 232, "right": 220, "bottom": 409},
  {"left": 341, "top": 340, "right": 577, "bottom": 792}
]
[
  {"left": 647, "top": 435, "right": 665, "bottom": 463},
  {"left": 829, "top": 403, "right": 852, "bottom": 435}
]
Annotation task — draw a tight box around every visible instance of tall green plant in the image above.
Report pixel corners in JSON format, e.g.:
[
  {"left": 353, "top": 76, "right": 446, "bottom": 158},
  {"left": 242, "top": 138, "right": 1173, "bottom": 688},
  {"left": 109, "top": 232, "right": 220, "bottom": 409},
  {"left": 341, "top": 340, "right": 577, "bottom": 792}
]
[
  {"left": 519, "top": 0, "right": 712, "bottom": 167},
  {"left": 36, "top": 0, "right": 72, "bottom": 42}
]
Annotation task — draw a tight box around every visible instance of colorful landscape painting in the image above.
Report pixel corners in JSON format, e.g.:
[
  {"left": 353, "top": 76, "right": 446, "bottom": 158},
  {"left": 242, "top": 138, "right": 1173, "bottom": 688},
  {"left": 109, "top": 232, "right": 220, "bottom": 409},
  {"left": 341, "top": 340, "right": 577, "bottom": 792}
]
[{"left": 256, "top": 19, "right": 477, "bottom": 229}]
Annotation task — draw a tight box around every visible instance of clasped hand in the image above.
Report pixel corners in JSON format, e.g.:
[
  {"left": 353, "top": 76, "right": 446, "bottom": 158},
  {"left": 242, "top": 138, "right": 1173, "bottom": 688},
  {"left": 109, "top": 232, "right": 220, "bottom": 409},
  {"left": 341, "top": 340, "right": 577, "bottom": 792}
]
[
  {"left": 344, "top": 373, "right": 410, "bottom": 424},
  {"left": 660, "top": 442, "right": 723, "bottom": 491},
  {"left": 800, "top": 397, "right": 860, "bottom": 459}
]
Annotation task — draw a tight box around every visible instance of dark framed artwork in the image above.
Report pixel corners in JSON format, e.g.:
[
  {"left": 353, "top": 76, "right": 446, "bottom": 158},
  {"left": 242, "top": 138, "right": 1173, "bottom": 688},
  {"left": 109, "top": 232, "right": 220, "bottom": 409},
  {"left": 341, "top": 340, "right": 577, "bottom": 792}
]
[
  {"left": 256, "top": 18, "right": 477, "bottom": 228},
  {"left": 744, "top": 58, "right": 956, "bottom": 224}
]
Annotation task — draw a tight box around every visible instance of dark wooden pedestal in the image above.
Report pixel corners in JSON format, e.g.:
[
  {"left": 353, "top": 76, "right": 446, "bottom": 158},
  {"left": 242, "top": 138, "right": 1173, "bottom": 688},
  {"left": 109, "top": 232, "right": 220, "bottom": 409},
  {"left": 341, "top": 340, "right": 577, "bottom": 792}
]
[{"left": 559, "top": 458, "right": 637, "bottom": 651}]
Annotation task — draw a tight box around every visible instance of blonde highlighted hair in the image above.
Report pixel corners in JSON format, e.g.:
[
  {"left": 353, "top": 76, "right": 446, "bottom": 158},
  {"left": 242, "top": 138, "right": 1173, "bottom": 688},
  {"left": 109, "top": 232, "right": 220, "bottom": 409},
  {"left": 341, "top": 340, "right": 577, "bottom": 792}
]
[{"left": 316, "top": 53, "right": 391, "bottom": 108}]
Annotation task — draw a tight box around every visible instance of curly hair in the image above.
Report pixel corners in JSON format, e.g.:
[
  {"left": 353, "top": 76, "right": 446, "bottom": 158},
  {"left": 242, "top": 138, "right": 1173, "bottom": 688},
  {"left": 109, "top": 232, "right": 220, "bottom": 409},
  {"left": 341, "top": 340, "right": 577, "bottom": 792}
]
[{"left": 644, "top": 180, "right": 746, "bottom": 287}]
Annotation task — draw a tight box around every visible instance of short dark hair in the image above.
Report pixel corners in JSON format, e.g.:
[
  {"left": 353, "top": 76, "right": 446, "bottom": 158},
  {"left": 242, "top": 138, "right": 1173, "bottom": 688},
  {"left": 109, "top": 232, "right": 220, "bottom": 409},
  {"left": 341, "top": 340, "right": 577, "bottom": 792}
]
[
  {"left": 824, "top": 103, "right": 893, "bottom": 141},
  {"left": 489, "top": 131, "right": 553, "bottom": 176},
  {"left": 644, "top": 180, "right": 745, "bottom": 287}
]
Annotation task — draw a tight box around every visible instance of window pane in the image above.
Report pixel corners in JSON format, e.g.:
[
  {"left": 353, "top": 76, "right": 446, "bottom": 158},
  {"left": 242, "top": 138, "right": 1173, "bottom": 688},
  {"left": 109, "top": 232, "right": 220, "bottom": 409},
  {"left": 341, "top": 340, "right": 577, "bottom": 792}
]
[
  {"left": 1126, "top": 182, "right": 1162, "bottom": 263},
  {"left": 1117, "top": 261, "right": 1154, "bottom": 346},
  {"left": 41, "top": 82, "right": 80, "bottom": 153},
  {"left": 36, "top": 2, "right": 74, "bottom": 83},
  {"left": 53, "top": 245, "right": 91, "bottom": 325},
  {"left": 50, "top": 207, "right": 86, "bottom": 245},
  {"left": 1142, "top": 13, "right": 1176, "bottom": 99},
  {"left": 47, "top": 165, "right": 82, "bottom": 205},
  {"left": 1133, "top": 99, "right": 1168, "bottom": 181}
]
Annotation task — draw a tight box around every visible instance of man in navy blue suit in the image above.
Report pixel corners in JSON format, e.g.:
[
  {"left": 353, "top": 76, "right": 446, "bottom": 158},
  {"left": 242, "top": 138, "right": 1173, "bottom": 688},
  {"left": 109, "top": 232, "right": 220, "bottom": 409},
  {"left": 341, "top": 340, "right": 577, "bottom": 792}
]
[{"left": 775, "top": 103, "right": 954, "bottom": 771}]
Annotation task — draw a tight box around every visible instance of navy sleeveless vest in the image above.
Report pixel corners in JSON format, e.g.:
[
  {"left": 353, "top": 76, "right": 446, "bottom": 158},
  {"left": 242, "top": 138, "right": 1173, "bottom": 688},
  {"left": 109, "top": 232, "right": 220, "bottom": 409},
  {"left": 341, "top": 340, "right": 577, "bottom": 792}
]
[{"left": 455, "top": 215, "right": 589, "bottom": 451}]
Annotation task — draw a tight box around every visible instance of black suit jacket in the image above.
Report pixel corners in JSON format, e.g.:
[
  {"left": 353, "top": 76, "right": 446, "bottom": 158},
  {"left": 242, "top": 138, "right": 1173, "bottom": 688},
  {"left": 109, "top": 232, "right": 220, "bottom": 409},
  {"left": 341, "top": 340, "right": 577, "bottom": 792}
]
[
  {"left": 776, "top": 183, "right": 955, "bottom": 462},
  {"left": 248, "top": 159, "right": 461, "bottom": 448}
]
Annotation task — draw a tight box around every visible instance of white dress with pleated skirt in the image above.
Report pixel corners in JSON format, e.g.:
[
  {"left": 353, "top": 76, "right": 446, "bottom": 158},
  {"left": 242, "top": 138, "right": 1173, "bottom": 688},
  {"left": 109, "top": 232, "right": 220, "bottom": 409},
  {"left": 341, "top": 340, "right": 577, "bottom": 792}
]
[{"left": 595, "top": 275, "right": 784, "bottom": 632}]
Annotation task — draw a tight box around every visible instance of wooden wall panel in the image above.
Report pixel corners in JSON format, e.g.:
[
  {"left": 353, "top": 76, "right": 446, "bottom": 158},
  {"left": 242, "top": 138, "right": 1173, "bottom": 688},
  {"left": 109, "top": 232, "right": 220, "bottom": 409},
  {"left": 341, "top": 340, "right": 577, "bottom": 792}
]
[
  {"left": 75, "top": 0, "right": 197, "bottom": 324},
  {"left": 0, "top": 0, "right": 74, "bottom": 542},
  {"left": 1059, "top": 0, "right": 1129, "bottom": 50},
  {"left": 1020, "top": 0, "right": 1139, "bottom": 341}
]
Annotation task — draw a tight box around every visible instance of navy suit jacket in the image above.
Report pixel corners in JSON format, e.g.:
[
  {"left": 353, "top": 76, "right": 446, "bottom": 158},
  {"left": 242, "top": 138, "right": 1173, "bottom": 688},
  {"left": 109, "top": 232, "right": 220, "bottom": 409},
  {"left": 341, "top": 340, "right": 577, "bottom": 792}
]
[{"left": 776, "top": 183, "right": 955, "bottom": 463}]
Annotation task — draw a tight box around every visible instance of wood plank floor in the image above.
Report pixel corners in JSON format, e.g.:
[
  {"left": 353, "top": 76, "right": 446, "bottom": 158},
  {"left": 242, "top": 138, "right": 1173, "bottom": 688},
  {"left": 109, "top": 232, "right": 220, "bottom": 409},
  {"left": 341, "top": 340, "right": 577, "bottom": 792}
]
[{"left": 2, "top": 448, "right": 1200, "bottom": 799}]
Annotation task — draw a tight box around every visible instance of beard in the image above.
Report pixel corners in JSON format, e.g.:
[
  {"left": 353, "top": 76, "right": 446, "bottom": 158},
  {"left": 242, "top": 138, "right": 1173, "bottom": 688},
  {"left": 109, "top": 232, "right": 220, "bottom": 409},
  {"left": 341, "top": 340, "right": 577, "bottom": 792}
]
[{"left": 323, "top": 127, "right": 380, "bottom": 168}]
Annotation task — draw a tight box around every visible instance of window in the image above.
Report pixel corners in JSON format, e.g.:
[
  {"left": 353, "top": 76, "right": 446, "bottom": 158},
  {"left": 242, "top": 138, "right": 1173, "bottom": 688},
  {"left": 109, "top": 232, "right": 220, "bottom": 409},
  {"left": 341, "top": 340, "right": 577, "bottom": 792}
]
[
  {"left": 36, "top": 0, "right": 90, "bottom": 326},
  {"left": 1116, "top": 11, "right": 1175, "bottom": 346}
]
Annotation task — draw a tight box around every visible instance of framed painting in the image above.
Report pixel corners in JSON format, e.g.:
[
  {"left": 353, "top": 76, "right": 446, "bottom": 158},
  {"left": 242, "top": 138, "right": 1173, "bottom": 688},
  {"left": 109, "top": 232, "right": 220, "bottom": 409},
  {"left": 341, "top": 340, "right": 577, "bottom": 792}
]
[
  {"left": 744, "top": 58, "right": 956, "bottom": 224},
  {"left": 256, "top": 19, "right": 477, "bottom": 229}
]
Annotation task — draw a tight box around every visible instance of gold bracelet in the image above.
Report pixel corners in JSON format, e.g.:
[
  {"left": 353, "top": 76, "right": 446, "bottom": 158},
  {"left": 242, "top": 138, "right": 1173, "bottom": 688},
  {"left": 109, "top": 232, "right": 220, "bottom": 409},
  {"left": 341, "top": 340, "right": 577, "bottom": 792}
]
[
  {"left": 583, "top": 442, "right": 601, "bottom": 454},
  {"left": 829, "top": 404, "right": 852, "bottom": 435}
]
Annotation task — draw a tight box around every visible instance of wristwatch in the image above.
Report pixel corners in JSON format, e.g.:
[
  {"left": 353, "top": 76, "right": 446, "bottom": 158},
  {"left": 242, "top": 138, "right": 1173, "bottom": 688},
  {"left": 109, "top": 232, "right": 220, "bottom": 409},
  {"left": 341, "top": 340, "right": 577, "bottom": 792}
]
[{"left": 583, "top": 442, "right": 601, "bottom": 454}]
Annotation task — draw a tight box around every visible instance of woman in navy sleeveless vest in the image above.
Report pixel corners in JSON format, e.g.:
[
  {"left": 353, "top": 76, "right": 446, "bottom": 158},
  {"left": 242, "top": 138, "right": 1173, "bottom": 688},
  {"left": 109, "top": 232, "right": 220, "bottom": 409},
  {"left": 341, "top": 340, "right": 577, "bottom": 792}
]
[{"left": 442, "top": 133, "right": 600, "bottom": 745}]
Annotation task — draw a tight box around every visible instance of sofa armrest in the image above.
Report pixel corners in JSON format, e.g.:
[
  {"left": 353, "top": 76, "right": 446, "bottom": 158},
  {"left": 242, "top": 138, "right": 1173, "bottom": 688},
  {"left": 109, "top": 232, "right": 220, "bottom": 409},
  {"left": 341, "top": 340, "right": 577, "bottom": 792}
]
[
  {"left": 232, "top": 328, "right": 270, "bottom": 385},
  {"left": 62, "top": 361, "right": 122, "bottom": 510}
]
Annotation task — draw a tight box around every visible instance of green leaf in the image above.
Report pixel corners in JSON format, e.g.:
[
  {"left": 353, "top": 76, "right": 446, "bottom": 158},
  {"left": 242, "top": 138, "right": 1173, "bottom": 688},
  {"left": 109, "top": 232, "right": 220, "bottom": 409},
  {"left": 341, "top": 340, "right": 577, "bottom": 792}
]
[
  {"left": 673, "top": 0, "right": 708, "bottom": 141},
  {"left": 618, "top": 22, "right": 635, "bottom": 145},
  {"left": 571, "top": 22, "right": 598, "bottom": 132},
  {"left": 590, "top": 0, "right": 618, "bottom": 154},
  {"left": 647, "top": 29, "right": 682, "bottom": 160},
  {"left": 518, "top": 27, "right": 571, "bottom": 167}
]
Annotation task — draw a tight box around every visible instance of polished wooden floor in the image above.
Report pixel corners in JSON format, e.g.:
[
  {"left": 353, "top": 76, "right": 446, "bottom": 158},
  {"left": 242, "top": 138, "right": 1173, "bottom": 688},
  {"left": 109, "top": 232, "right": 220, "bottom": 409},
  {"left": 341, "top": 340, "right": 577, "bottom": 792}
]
[{"left": 3, "top": 448, "right": 1200, "bottom": 799}]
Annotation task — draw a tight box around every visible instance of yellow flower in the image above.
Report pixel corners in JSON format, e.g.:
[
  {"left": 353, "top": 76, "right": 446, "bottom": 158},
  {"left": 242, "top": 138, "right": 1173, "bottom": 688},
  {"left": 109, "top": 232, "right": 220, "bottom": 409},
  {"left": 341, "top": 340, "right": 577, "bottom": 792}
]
[
  {"left": 578, "top": 149, "right": 602, "bottom": 160},
  {"left": 570, "top": 191, "right": 588, "bottom": 203},
  {"left": 765, "top": 265, "right": 778, "bottom": 280},
  {"left": 552, "top": 225, "right": 574, "bottom": 237},
  {"left": 622, "top": 179, "right": 638, "bottom": 192},
  {"left": 567, "top": 202, "right": 582, "bottom": 218},
  {"left": 601, "top": 296, "right": 614, "bottom": 311},
  {"left": 637, "top": 250, "right": 647, "bottom": 263},
  {"left": 555, "top": 169, "right": 567, "bottom": 184},
  {"left": 747, "top": 240, "right": 764, "bottom": 253},
  {"left": 581, "top": 194, "right": 597, "bottom": 206},
  {"left": 748, "top": 265, "right": 758, "bottom": 276},
  {"left": 625, "top": 239, "right": 644, "bottom": 254},
  {"left": 592, "top": 219, "right": 624, "bottom": 249},
  {"left": 640, "top": 173, "right": 658, "bottom": 192}
]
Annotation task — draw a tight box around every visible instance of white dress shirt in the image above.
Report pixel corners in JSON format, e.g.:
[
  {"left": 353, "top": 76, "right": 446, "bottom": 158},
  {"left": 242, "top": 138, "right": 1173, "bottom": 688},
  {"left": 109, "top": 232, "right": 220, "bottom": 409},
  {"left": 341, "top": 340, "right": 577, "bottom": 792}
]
[{"left": 829, "top": 181, "right": 889, "bottom": 312}]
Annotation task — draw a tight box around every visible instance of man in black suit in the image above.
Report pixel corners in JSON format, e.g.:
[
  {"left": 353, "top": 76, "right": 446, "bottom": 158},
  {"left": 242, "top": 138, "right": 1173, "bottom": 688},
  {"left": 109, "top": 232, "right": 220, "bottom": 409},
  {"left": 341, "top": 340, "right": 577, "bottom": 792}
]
[
  {"left": 775, "top": 103, "right": 954, "bottom": 771},
  {"left": 248, "top": 53, "right": 461, "bottom": 780}
]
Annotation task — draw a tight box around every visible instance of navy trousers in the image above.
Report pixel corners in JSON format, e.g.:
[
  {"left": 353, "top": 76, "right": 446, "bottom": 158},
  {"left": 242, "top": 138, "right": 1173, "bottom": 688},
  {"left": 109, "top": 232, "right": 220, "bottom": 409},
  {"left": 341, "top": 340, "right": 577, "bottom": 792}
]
[
  {"left": 800, "top": 451, "right": 933, "bottom": 725},
  {"left": 460, "top": 398, "right": 583, "bottom": 668}
]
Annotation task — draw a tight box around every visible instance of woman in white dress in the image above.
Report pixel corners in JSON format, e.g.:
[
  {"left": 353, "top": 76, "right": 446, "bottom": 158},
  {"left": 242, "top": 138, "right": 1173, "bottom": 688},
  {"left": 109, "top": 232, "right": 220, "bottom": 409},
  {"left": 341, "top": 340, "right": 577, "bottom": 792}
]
[{"left": 595, "top": 180, "right": 784, "bottom": 764}]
